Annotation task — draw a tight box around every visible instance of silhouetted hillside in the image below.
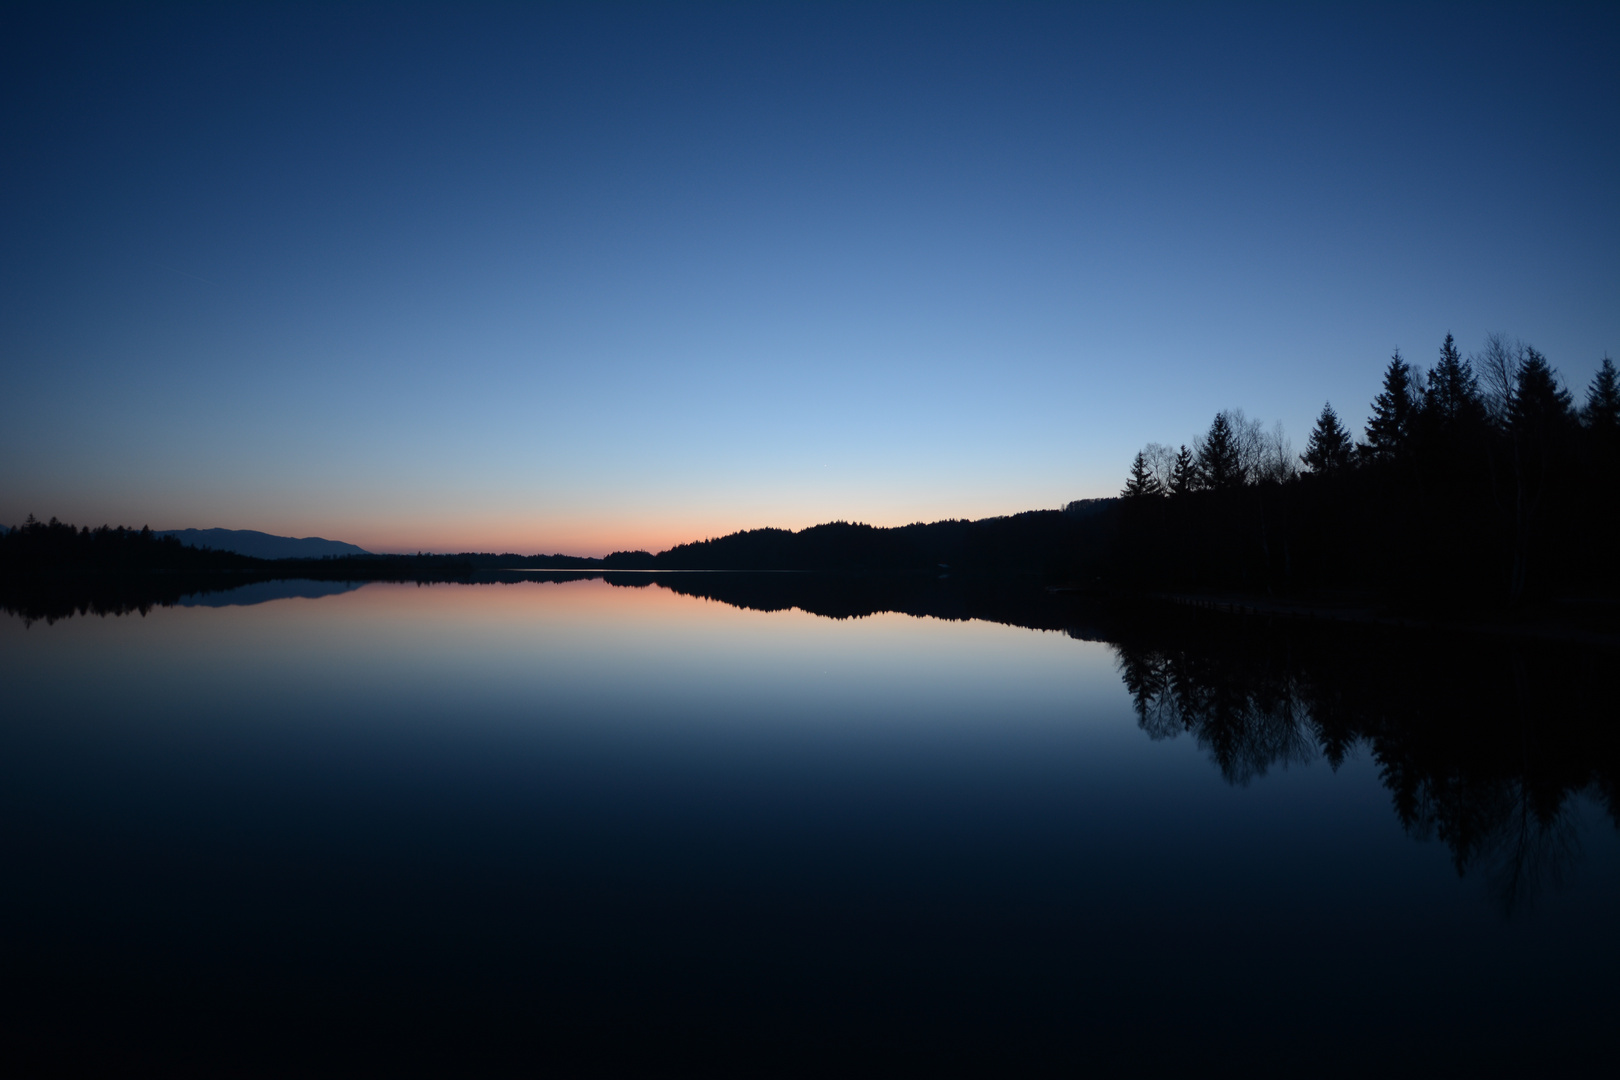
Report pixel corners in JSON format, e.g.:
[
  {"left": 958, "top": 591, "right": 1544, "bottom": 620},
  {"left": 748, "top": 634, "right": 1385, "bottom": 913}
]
[
  {"left": 156, "top": 528, "right": 371, "bottom": 559},
  {"left": 594, "top": 511, "right": 1116, "bottom": 576}
]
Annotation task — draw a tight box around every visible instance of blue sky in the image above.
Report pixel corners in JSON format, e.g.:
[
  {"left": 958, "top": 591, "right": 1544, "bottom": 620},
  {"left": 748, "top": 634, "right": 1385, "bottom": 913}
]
[{"left": 4, "top": 2, "right": 1616, "bottom": 554}]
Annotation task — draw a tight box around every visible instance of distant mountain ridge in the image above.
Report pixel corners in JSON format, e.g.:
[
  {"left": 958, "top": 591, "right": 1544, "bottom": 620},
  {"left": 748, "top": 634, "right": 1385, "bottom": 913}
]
[{"left": 156, "top": 528, "right": 371, "bottom": 560}]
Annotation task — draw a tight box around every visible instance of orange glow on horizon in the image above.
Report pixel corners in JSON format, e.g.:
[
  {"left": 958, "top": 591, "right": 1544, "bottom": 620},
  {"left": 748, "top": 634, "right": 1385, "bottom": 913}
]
[{"left": 298, "top": 498, "right": 1072, "bottom": 558}]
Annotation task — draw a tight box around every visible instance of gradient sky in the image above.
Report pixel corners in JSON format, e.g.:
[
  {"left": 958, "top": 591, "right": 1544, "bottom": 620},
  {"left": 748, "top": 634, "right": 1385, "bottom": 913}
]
[{"left": 4, "top": 3, "right": 1617, "bottom": 555}]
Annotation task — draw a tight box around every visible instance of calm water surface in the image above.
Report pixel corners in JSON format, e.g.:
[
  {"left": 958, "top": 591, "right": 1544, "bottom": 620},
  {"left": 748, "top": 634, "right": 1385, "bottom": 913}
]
[{"left": 3, "top": 577, "right": 1616, "bottom": 1075}]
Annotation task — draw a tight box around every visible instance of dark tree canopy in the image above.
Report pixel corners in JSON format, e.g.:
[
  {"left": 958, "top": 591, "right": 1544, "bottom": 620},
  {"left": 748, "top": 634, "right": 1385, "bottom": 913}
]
[
  {"left": 1168, "top": 445, "right": 1196, "bottom": 496},
  {"left": 1114, "top": 333, "right": 1618, "bottom": 606},
  {"left": 1508, "top": 347, "right": 1576, "bottom": 440},
  {"left": 1301, "top": 402, "right": 1354, "bottom": 474},
  {"left": 1364, "top": 350, "right": 1416, "bottom": 461},
  {"left": 1422, "top": 333, "right": 1485, "bottom": 432},
  {"left": 1582, "top": 356, "right": 1618, "bottom": 431},
  {"left": 1195, "top": 412, "right": 1246, "bottom": 491},
  {"left": 1121, "top": 451, "right": 1164, "bottom": 499}
]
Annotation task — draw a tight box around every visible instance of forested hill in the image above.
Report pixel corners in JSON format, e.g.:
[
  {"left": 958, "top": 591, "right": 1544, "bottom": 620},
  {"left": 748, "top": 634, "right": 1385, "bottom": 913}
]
[
  {"left": 156, "top": 528, "right": 370, "bottom": 560},
  {"left": 1107, "top": 338, "right": 1620, "bottom": 609},
  {"left": 1, "top": 512, "right": 1118, "bottom": 579},
  {"left": 601, "top": 505, "right": 1114, "bottom": 575}
]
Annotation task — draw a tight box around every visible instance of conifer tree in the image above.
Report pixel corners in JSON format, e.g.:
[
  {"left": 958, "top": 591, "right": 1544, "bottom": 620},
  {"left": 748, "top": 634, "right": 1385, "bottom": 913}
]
[
  {"left": 1583, "top": 356, "right": 1619, "bottom": 431},
  {"left": 1196, "top": 412, "right": 1245, "bottom": 490},
  {"left": 1121, "top": 451, "right": 1165, "bottom": 499},
  {"left": 1364, "top": 350, "right": 1416, "bottom": 461},
  {"left": 1422, "top": 333, "right": 1485, "bottom": 429},
  {"left": 1169, "top": 445, "right": 1195, "bottom": 495},
  {"left": 1510, "top": 347, "right": 1575, "bottom": 433},
  {"left": 1301, "top": 402, "right": 1354, "bottom": 473},
  {"left": 1501, "top": 346, "right": 1576, "bottom": 604}
]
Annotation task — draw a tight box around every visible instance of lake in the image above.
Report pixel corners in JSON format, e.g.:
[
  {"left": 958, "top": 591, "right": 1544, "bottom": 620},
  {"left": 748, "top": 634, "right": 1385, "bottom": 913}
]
[{"left": 3, "top": 575, "right": 1616, "bottom": 1075}]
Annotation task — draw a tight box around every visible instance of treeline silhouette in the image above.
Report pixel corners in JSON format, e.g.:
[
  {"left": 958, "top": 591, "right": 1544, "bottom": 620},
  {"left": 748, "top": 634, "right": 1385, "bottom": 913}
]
[
  {"left": 1, "top": 516, "right": 260, "bottom": 572},
  {"left": 1116, "top": 337, "right": 1620, "bottom": 607},
  {"left": 3, "top": 510, "right": 1117, "bottom": 623},
  {"left": 593, "top": 503, "right": 1114, "bottom": 576},
  {"left": 0, "top": 516, "right": 642, "bottom": 621},
  {"left": 530, "top": 334, "right": 1620, "bottom": 611},
  {"left": 8, "top": 333, "right": 1616, "bottom": 616},
  {"left": 0, "top": 517, "right": 485, "bottom": 623},
  {"left": 0, "top": 515, "right": 687, "bottom": 578}
]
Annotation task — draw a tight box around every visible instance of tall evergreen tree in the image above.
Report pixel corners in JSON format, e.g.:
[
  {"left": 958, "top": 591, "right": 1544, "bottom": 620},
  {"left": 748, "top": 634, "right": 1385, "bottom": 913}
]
[
  {"left": 1422, "top": 333, "right": 1485, "bottom": 429},
  {"left": 1364, "top": 350, "right": 1416, "bottom": 461},
  {"left": 1510, "top": 347, "right": 1575, "bottom": 433},
  {"left": 1169, "top": 445, "right": 1196, "bottom": 496},
  {"left": 1301, "top": 402, "right": 1354, "bottom": 474},
  {"left": 1583, "top": 356, "right": 1619, "bottom": 432},
  {"left": 1501, "top": 347, "right": 1576, "bottom": 604},
  {"left": 1196, "top": 412, "right": 1245, "bottom": 490},
  {"left": 1121, "top": 451, "right": 1165, "bottom": 499}
]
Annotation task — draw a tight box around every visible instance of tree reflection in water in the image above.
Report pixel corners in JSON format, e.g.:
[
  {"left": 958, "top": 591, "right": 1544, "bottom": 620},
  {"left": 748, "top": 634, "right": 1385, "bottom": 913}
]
[
  {"left": 8, "top": 567, "right": 1614, "bottom": 915},
  {"left": 1111, "top": 613, "right": 1617, "bottom": 915}
]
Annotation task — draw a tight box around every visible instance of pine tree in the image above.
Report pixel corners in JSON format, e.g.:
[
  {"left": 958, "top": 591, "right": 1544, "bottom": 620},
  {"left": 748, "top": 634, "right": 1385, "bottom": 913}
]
[
  {"left": 1364, "top": 350, "right": 1416, "bottom": 461},
  {"left": 1196, "top": 412, "right": 1245, "bottom": 490},
  {"left": 1121, "top": 451, "right": 1165, "bottom": 499},
  {"left": 1583, "top": 356, "right": 1619, "bottom": 431},
  {"left": 1169, "top": 445, "right": 1195, "bottom": 495},
  {"left": 1422, "top": 333, "right": 1485, "bottom": 429},
  {"left": 1301, "top": 402, "right": 1354, "bottom": 473},
  {"left": 1510, "top": 347, "right": 1574, "bottom": 433},
  {"left": 1501, "top": 346, "right": 1576, "bottom": 605}
]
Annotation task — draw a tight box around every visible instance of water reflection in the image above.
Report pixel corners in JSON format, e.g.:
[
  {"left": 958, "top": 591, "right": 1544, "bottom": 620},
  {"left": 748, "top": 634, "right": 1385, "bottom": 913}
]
[
  {"left": 9, "top": 567, "right": 1614, "bottom": 917},
  {"left": 2, "top": 572, "right": 1616, "bottom": 1072},
  {"left": 0, "top": 570, "right": 448, "bottom": 623},
  {"left": 614, "top": 570, "right": 1618, "bottom": 916},
  {"left": 602, "top": 571, "right": 1617, "bottom": 915},
  {"left": 1110, "top": 612, "right": 1617, "bottom": 915},
  {"left": 176, "top": 578, "right": 366, "bottom": 606}
]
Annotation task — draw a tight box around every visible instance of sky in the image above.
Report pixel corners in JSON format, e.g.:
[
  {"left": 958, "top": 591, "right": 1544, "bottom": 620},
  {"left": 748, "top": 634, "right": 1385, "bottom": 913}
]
[{"left": 3, "top": 2, "right": 1617, "bottom": 555}]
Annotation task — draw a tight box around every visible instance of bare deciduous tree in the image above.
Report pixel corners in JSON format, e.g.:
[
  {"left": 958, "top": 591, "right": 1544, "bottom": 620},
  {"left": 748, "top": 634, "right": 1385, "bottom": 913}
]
[
  {"left": 1477, "top": 331, "right": 1521, "bottom": 427},
  {"left": 1257, "top": 421, "right": 1297, "bottom": 484},
  {"left": 1142, "top": 442, "right": 1178, "bottom": 492},
  {"left": 1227, "top": 408, "right": 1268, "bottom": 483}
]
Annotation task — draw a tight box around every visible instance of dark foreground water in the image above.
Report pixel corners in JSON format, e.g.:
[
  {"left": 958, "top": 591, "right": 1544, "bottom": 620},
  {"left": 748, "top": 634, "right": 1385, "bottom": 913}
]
[{"left": 3, "top": 576, "right": 1616, "bottom": 1076}]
